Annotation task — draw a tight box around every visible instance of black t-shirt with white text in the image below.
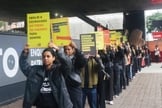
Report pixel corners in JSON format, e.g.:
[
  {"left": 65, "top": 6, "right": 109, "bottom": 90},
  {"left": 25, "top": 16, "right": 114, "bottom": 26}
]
[{"left": 35, "top": 71, "right": 58, "bottom": 108}]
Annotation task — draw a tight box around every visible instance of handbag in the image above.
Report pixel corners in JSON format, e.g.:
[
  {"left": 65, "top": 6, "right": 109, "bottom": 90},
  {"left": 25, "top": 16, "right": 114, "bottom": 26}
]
[
  {"left": 67, "top": 71, "right": 81, "bottom": 87},
  {"left": 67, "top": 57, "right": 82, "bottom": 87}
]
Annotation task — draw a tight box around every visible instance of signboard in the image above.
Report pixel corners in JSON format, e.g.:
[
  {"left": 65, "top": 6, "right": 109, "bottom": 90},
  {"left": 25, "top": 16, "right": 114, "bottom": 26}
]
[
  {"left": 51, "top": 17, "right": 71, "bottom": 46},
  {"left": 95, "top": 32, "right": 104, "bottom": 50},
  {"left": 80, "top": 33, "right": 96, "bottom": 55},
  {"left": 27, "top": 12, "right": 50, "bottom": 48},
  {"left": 103, "top": 30, "right": 110, "bottom": 45},
  {"left": 0, "top": 35, "right": 26, "bottom": 87},
  {"left": 122, "top": 35, "right": 128, "bottom": 42},
  {"left": 152, "top": 32, "right": 162, "bottom": 39},
  {"left": 110, "top": 31, "right": 122, "bottom": 45}
]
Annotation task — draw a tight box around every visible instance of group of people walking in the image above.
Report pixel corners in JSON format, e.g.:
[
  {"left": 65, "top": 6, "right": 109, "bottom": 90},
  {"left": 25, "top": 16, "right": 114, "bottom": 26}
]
[{"left": 19, "top": 41, "right": 151, "bottom": 108}]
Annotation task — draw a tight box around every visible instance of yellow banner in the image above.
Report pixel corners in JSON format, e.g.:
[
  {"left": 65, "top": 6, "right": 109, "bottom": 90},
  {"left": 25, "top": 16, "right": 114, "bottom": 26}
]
[
  {"left": 51, "top": 18, "right": 71, "bottom": 46},
  {"left": 27, "top": 12, "right": 50, "bottom": 48},
  {"left": 123, "top": 35, "right": 128, "bottom": 42},
  {"left": 110, "top": 31, "right": 122, "bottom": 45},
  {"left": 94, "top": 32, "right": 104, "bottom": 50}
]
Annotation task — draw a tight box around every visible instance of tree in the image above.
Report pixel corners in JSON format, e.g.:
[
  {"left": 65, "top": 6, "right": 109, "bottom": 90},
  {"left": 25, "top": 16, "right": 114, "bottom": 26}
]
[{"left": 146, "top": 12, "right": 162, "bottom": 33}]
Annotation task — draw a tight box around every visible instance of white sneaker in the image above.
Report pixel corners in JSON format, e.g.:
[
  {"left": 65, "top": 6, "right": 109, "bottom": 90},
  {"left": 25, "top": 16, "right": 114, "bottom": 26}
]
[
  {"left": 109, "top": 101, "right": 114, "bottom": 105},
  {"left": 114, "top": 95, "right": 119, "bottom": 98},
  {"left": 105, "top": 100, "right": 109, "bottom": 104}
]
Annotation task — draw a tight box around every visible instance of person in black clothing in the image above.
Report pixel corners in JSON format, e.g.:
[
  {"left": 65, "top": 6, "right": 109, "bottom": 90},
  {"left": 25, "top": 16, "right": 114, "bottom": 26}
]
[
  {"left": 144, "top": 45, "right": 151, "bottom": 66},
  {"left": 99, "top": 46, "right": 114, "bottom": 105},
  {"left": 97, "top": 49, "right": 112, "bottom": 108},
  {"left": 19, "top": 42, "right": 73, "bottom": 108},
  {"left": 136, "top": 46, "right": 142, "bottom": 72},
  {"left": 113, "top": 45, "right": 125, "bottom": 96},
  {"left": 64, "top": 41, "right": 86, "bottom": 108},
  {"left": 105, "top": 46, "right": 115, "bottom": 105}
]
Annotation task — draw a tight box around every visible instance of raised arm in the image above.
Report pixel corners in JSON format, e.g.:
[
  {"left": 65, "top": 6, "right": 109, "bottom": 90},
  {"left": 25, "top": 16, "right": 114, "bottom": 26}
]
[
  {"left": 48, "top": 42, "right": 72, "bottom": 78},
  {"left": 19, "top": 44, "right": 32, "bottom": 77}
]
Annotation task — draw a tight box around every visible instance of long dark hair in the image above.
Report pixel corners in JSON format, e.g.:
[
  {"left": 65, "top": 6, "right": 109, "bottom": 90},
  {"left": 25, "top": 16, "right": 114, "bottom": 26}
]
[
  {"left": 42, "top": 48, "right": 56, "bottom": 57},
  {"left": 42, "top": 48, "right": 59, "bottom": 64}
]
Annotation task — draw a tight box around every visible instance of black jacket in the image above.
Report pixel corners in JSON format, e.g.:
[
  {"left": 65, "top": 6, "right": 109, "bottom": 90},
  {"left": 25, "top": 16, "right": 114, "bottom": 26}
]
[
  {"left": 66, "top": 49, "right": 86, "bottom": 87},
  {"left": 19, "top": 50, "right": 73, "bottom": 108}
]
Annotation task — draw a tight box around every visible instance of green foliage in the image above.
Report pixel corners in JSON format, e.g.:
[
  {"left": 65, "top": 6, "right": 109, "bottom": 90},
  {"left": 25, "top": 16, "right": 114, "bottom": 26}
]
[{"left": 146, "top": 12, "right": 162, "bottom": 33}]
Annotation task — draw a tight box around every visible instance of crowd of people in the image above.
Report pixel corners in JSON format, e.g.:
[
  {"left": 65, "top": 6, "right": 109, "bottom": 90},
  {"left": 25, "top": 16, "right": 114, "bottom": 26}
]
[{"left": 19, "top": 41, "right": 152, "bottom": 108}]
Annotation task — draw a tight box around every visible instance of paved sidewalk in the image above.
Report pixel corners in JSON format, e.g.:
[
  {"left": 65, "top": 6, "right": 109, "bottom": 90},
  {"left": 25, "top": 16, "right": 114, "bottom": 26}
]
[
  {"left": 0, "top": 63, "right": 162, "bottom": 108},
  {"left": 106, "top": 63, "right": 162, "bottom": 108}
]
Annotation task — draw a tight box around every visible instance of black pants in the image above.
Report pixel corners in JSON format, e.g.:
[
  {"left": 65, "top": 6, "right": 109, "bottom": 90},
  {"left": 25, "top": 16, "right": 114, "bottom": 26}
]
[
  {"left": 97, "top": 72, "right": 106, "bottom": 108},
  {"left": 67, "top": 84, "right": 82, "bottom": 108},
  {"left": 105, "top": 67, "right": 114, "bottom": 101}
]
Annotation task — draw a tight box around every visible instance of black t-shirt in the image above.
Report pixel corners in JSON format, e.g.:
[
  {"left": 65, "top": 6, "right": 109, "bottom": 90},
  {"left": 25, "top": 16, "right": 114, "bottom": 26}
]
[{"left": 35, "top": 71, "right": 58, "bottom": 108}]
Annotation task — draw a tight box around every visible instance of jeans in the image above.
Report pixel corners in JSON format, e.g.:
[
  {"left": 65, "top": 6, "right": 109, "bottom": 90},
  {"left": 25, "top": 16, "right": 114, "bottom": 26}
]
[{"left": 82, "top": 88, "right": 97, "bottom": 108}]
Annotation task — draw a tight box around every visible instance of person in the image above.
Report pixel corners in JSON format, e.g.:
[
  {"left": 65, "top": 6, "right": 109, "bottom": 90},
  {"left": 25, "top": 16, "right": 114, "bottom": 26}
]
[
  {"left": 97, "top": 49, "right": 111, "bottom": 108},
  {"left": 144, "top": 45, "right": 151, "bottom": 66},
  {"left": 131, "top": 45, "right": 138, "bottom": 78},
  {"left": 19, "top": 42, "right": 73, "bottom": 108},
  {"left": 98, "top": 46, "right": 114, "bottom": 105},
  {"left": 80, "top": 53, "right": 104, "bottom": 108},
  {"left": 124, "top": 45, "right": 132, "bottom": 85},
  {"left": 136, "top": 46, "right": 142, "bottom": 72},
  {"left": 154, "top": 45, "right": 160, "bottom": 63},
  {"left": 104, "top": 46, "right": 114, "bottom": 105},
  {"left": 63, "top": 41, "right": 86, "bottom": 108},
  {"left": 113, "top": 45, "right": 125, "bottom": 97}
]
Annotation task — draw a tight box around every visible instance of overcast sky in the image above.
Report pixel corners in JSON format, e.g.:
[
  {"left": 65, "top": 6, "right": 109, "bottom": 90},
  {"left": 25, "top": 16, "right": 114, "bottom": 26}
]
[{"left": 145, "top": 9, "right": 162, "bottom": 16}]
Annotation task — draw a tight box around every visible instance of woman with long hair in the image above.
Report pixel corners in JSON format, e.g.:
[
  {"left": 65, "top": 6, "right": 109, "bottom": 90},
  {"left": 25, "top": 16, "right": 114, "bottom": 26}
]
[{"left": 19, "top": 42, "right": 73, "bottom": 108}]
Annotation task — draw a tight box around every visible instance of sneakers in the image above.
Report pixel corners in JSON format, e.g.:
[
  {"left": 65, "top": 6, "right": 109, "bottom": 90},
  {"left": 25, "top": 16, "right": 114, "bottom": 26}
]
[
  {"left": 105, "top": 100, "right": 114, "bottom": 105},
  {"left": 109, "top": 101, "right": 114, "bottom": 105},
  {"left": 114, "top": 95, "right": 119, "bottom": 98}
]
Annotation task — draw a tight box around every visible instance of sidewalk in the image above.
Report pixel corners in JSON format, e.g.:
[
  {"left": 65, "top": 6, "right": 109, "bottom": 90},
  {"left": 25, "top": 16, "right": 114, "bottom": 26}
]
[
  {"left": 106, "top": 63, "right": 162, "bottom": 108},
  {"left": 1, "top": 63, "right": 162, "bottom": 108}
]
